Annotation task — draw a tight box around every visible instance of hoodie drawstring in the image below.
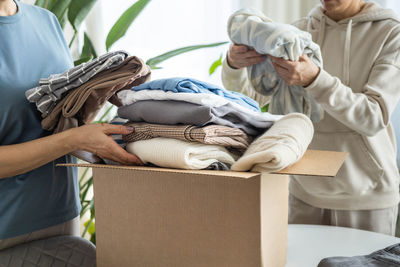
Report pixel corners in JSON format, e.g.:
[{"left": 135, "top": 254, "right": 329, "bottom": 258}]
[
  {"left": 317, "top": 15, "right": 326, "bottom": 48},
  {"left": 307, "top": 15, "right": 326, "bottom": 47},
  {"left": 343, "top": 19, "right": 353, "bottom": 86}
]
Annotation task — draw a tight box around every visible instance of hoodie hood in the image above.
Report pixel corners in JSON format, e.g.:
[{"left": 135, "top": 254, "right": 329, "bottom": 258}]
[{"left": 306, "top": 2, "right": 400, "bottom": 85}]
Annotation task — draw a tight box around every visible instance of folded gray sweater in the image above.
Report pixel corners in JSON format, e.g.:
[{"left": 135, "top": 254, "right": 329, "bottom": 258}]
[{"left": 117, "top": 100, "right": 275, "bottom": 136}]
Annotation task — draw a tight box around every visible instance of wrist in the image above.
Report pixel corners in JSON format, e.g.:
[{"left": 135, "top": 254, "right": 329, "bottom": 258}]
[
  {"left": 226, "top": 54, "right": 239, "bottom": 69},
  {"left": 304, "top": 66, "right": 320, "bottom": 87},
  {"left": 59, "top": 128, "right": 81, "bottom": 153}
]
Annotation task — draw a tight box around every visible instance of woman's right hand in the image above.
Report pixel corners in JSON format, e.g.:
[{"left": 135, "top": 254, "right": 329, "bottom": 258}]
[
  {"left": 227, "top": 44, "right": 266, "bottom": 69},
  {"left": 68, "top": 123, "right": 143, "bottom": 166}
]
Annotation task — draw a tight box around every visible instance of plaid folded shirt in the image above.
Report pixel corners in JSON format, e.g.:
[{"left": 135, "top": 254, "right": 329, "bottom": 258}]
[{"left": 123, "top": 122, "right": 250, "bottom": 149}]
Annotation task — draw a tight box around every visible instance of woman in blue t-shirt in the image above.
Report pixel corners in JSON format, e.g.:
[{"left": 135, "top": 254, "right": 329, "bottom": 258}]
[{"left": 0, "top": 0, "right": 141, "bottom": 249}]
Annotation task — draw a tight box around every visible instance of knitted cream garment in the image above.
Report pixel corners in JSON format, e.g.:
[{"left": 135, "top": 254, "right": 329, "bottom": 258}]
[
  {"left": 231, "top": 113, "right": 314, "bottom": 172},
  {"left": 126, "top": 137, "right": 237, "bottom": 170}
]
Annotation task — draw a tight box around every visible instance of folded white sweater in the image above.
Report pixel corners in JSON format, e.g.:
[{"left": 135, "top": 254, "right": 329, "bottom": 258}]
[
  {"left": 231, "top": 113, "right": 314, "bottom": 172},
  {"left": 126, "top": 137, "right": 237, "bottom": 170}
]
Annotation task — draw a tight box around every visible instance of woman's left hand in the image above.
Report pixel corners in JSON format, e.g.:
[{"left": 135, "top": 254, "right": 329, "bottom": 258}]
[{"left": 270, "top": 54, "right": 320, "bottom": 87}]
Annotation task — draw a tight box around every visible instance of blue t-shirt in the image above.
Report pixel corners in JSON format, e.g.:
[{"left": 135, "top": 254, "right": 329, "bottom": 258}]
[{"left": 0, "top": 1, "right": 80, "bottom": 239}]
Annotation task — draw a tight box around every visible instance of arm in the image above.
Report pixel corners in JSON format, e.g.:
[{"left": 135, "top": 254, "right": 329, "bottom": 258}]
[
  {"left": 270, "top": 29, "right": 400, "bottom": 136},
  {"left": 221, "top": 44, "right": 270, "bottom": 107},
  {"left": 307, "top": 64, "right": 400, "bottom": 136},
  {"left": 0, "top": 124, "right": 142, "bottom": 179}
]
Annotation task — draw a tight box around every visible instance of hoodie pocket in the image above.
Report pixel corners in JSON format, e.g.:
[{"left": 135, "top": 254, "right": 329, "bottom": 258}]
[{"left": 311, "top": 131, "right": 384, "bottom": 195}]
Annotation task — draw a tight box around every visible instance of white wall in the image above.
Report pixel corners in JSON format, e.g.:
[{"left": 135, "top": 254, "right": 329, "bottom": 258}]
[
  {"left": 95, "top": 0, "right": 237, "bottom": 86},
  {"left": 238, "top": 0, "right": 320, "bottom": 23}
]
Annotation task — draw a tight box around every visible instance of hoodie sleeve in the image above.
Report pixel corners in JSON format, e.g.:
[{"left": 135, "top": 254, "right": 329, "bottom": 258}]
[
  {"left": 221, "top": 56, "right": 270, "bottom": 107},
  {"left": 305, "top": 25, "right": 400, "bottom": 137}
]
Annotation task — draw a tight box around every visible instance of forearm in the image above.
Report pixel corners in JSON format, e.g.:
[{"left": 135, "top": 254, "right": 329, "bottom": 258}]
[
  {"left": 0, "top": 129, "right": 77, "bottom": 178},
  {"left": 306, "top": 68, "right": 399, "bottom": 136}
]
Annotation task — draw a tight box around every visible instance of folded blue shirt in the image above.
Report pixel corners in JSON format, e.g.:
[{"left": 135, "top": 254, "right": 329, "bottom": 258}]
[{"left": 130, "top": 77, "right": 260, "bottom": 112}]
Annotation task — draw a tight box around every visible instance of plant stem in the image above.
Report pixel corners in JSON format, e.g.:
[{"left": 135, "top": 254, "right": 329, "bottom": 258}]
[
  {"left": 93, "top": 105, "right": 115, "bottom": 123},
  {"left": 69, "top": 30, "right": 77, "bottom": 48},
  {"left": 79, "top": 167, "right": 90, "bottom": 187}
]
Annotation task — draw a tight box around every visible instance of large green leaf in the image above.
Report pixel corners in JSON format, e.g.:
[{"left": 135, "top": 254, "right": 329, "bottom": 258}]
[
  {"left": 73, "top": 33, "right": 97, "bottom": 66},
  {"left": 50, "top": 0, "right": 72, "bottom": 23},
  {"left": 146, "top": 41, "right": 228, "bottom": 69},
  {"left": 74, "top": 55, "right": 93, "bottom": 66},
  {"left": 34, "top": 0, "right": 57, "bottom": 10},
  {"left": 81, "top": 32, "right": 98, "bottom": 59},
  {"left": 59, "top": 10, "right": 68, "bottom": 29},
  {"left": 68, "top": 0, "right": 98, "bottom": 31},
  {"left": 105, "top": 0, "right": 151, "bottom": 51}
]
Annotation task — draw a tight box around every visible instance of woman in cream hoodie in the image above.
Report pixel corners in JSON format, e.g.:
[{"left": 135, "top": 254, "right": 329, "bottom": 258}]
[{"left": 222, "top": 0, "right": 400, "bottom": 235}]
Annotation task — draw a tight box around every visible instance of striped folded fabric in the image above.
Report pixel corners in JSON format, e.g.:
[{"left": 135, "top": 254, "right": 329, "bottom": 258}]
[
  {"left": 122, "top": 122, "right": 251, "bottom": 149},
  {"left": 25, "top": 50, "right": 129, "bottom": 116},
  {"left": 41, "top": 56, "right": 151, "bottom": 133}
]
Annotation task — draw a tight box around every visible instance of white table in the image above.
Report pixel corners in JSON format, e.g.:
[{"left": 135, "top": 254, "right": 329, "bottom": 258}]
[{"left": 286, "top": 224, "right": 400, "bottom": 267}]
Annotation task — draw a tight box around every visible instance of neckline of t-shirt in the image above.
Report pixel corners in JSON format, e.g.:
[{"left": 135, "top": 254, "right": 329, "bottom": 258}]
[{"left": 0, "top": 1, "right": 22, "bottom": 24}]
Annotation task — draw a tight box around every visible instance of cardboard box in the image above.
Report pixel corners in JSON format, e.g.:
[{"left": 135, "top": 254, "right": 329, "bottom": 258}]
[{"left": 60, "top": 150, "right": 347, "bottom": 267}]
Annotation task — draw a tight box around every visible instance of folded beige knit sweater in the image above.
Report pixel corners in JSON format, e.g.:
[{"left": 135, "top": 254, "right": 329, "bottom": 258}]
[{"left": 231, "top": 113, "right": 314, "bottom": 172}]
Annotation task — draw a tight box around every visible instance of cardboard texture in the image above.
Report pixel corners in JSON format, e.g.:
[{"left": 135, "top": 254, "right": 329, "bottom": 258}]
[
  {"left": 59, "top": 149, "right": 346, "bottom": 267},
  {"left": 274, "top": 150, "right": 348, "bottom": 177}
]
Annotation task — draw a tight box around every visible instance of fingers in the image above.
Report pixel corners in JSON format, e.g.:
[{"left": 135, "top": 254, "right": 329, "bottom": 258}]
[
  {"left": 271, "top": 55, "right": 319, "bottom": 86},
  {"left": 228, "top": 52, "right": 266, "bottom": 69},
  {"left": 269, "top": 55, "right": 296, "bottom": 69},
  {"left": 228, "top": 44, "right": 266, "bottom": 69},
  {"left": 231, "top": 44, "right": 249, "bottom": 53},
  {"left": 79, "top": 124, "right": 141, "bottom": 165},
  {"left": 238, "top": 49, "right": 262, "bottom": 59},
  {"left": 270, "top": 56, "right": 298, "bottom": 86},
  {"left": 102, "top": 123, "right": 134, "bottom": 135},
  {"left": 299, "top": 54, "right": 310, "bottom": 62},
  {"left": 97, "top": 141, "right": 143, "bottom": 166},
  {"left": 272, "top": 62, "right": 288, "bottom": 76},
  {"left": 110, "top": 144, "right": 143, "bottom": 165},
  {"left": 242, "top": 55, "right": 266, "bottom": 65}
]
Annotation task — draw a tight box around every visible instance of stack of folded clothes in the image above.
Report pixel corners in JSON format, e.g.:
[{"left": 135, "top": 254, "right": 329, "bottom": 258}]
[
  {"left": 25, "top": 50, "right": 151, "bottom": 162},
  {"left": 115, "top": 77, "right": 301, "bottom": 171}
]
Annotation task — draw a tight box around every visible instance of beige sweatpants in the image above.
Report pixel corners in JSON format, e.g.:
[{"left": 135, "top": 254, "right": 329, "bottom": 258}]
[
  {"left": 0, "top": 216, "right": 80, "bottom": 251},
  {"left": 289, "top": 194, "right": 398, "bottom": 236}
]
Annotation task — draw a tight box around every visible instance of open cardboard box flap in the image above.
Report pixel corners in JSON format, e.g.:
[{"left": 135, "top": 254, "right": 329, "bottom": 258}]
[{"left": 58, "top": 149, "right": 347, "bottom": 178}]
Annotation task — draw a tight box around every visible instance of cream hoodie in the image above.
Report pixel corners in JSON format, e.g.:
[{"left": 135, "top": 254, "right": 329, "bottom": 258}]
[{"left": 222, "top": 2, "right": 400, "bottom": 210}]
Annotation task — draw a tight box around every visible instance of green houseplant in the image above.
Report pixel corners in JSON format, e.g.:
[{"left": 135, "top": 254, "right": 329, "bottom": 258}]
[{"left": 34, "top": 0, "right": 227, "bottom": 243}]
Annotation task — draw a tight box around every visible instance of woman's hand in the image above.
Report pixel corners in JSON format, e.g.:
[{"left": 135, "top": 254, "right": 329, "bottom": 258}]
[
  {"left": 227, "top": 44, "right": 266, "bottom": 69},
  {"left": 68, "top": 123, "right": 143, "bottom": 166},
  {"left": 270, "top": 54, "right": 320, "bottom": 87},
  {"left": 0, "top": 123, "right": 142, "bottom": 178}
]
